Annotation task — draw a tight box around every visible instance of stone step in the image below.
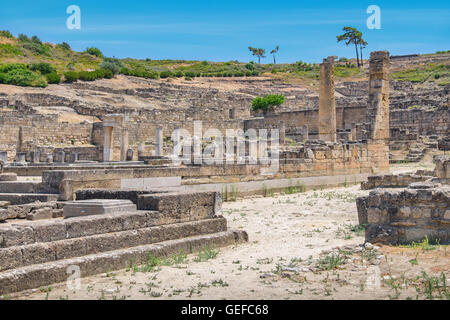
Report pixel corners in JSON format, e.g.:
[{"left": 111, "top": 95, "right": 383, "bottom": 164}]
[
  {"left": 0, "top": 217, "right": 227, "bottom": 271},
  {"left": 0, "top": 182, "right": 42, "bottom": 194},
  {"left": 0, "top": 229, "right": 248, "bottom": 295},
  {"left": 0, "top": 193, "right": 59, "bottom": 205}
]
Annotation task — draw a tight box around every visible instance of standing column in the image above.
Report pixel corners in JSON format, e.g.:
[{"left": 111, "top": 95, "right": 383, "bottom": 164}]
[
  {"left": 367, "top": 51, "right": 390, "bottom": 142},
  {"left": 318, "top": 56, "right": 337, "bottom": 142},
  {"left": 155, "top": 127, "right": 163, "bottom": 156},
  {"left": 103, "top": 126, "right": 114, "bottom": 162},
  {"left": 120, "top": 127, "right": 129, "bottom": 161}
]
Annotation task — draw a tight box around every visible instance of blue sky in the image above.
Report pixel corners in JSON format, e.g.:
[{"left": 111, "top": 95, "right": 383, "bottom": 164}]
[{"left": 1, "top": 0, "right": 449, "bottom": 63}]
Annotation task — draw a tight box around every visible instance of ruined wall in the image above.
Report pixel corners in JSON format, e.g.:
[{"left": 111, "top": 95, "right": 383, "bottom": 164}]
[{"left": 357, "top": 185, "right": 450, "bottom": 244}]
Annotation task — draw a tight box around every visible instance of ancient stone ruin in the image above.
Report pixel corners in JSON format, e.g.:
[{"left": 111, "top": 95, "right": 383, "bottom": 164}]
[
  {"left": 357, "top": 155, "right": 449, "bottom": 244},
  {"left": 0, "top": 50, "right": 448, "bottom": 296}
]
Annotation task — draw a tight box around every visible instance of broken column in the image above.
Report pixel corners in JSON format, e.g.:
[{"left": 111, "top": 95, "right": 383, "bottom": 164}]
[
  {"left": 16, "top": 152, "right": 26, "bottom": 164},
  {"left": 318, "top": 56, "right": 337, "bottom": 142},
  {"left": 155, "top": 127, "right": 163, "bottom": 156}
]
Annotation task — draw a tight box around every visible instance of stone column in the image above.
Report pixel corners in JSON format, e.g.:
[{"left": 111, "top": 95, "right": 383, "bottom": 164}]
[
  {"left": 318, "top": 56, "right": 337, "bottom": 142},
  {"left": 16, "top": 152, "right": 26, "bottom": 163},
  {"left": 0, "top": 151, "right": 7, "bottom": 164},
  {"left": 103, "top": 126, "right": 114, "bottom": 162},
  {"left": 367, "top": 51, "right": 390, "bottom": 142},
  {"left": 155, "top": 127, "right": 163, "bottom": 156},
  {"left": 56, "top": 151, "right": 65, "bottom": 163},
  {"left": 350, "top": 123, "right": 357, "bottom": 141},
  {"left": 46, "top": 153, "right": 53, "bottom": 163},
  {"left": 30, "top": 151, "right": 40, "bottom": 163},
  {"left": 137, "top": 143, "right": 145, "bottom": 160},
  {"left": 303, "top": 125, "right": 309, "bottom": 141},
  {"left": 279, "top": 121, "right": 286, "bottom": 145},
  {"left": 120, "top": 128, "right": 129, "bottom": 161},
  {"left": 126, "top": 148, "right": 134, "bottom": 161}
]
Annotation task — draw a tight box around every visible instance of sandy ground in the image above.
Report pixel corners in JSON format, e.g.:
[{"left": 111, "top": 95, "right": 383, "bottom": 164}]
[{"left": 5, "top": 161, "right": 449, "bottom": 300}]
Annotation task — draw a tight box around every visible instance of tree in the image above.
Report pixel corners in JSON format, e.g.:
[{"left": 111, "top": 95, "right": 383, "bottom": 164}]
[
  {"left": 270, "top": 45, "right": 279, "bottom": 64},
  {"left": 357, "top": 37, "right": 368, "bottom": 67},
  {"left": 337, "top": 27, "right": 363, "bottom": 67},
  {"left": 251, "top": 94, "right": 285, "bottom": 112},
  {"left": 248, "top": 46, "right": 266, "bottom": 64}
]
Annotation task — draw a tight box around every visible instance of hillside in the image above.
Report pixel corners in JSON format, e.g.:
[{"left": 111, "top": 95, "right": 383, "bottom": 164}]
[{"left": 0, "top": 30, "right": 449, "bottom": 91}]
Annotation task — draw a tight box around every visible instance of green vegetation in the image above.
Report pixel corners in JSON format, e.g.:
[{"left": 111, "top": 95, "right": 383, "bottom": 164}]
[
  {"left": 252, "top": 94, "right": 285, "bottom": 112},
  {"left": 391, "top": 63, "right": 450, "bottom": 83},
  {"left": 1, "top": 30, "right": 448, "bottom": 89}
]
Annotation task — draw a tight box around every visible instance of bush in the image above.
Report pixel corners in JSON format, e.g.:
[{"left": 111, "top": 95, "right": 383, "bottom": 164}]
[
  {"left": 251, "top": 94, "right": 285, "bottom": 112},
  {"left": 0, "top": 30, "right": 14, "bottom": 39},
  {"left": 245, "top": 63, "right": 254, "bottom": 70},
  {"left": 85, "top": 47, "right": 103, "bottom": 58},
  {"left": 18, "top": 34, "right": 29, "bottom": 42},
  {"left": 30, "top": 35, "right": 42, "bottom": 44},
  {"left": 29, "top": 62, "right": 55, "bottom": 75},
  {"left": 0, "top": 66, "right": 41, "bottom": 87},
  {"left": 64, "top": 71, "right": 78, "bottom": 83},
  {"left": 174, "top": 71, "right": 184, "bottom": 77},
  {"left": 45, "top": 73, "right": 61, "bottom": 84},
  {"left": 22, "top": 41, "right": 50, "bottom": 56},
  {"left": 159, "top": 71, "right": 174, "bottom": 78},
  {"left": 57, "top": 42, "right": 71, "bottom": 50},
  {"left": 120, "top": 67, "right": 159, "bottom": 79},
  {"left": 99, "top": 59, "right": 122, "bottom": 75}
]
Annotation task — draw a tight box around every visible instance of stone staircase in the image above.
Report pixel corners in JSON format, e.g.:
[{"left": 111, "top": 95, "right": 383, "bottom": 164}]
[
  {"left": 405, "top": 143, "right": 427, "bottom": 162},
  {"left": 0, "top": 190, "right": 248, "bottom": 295},
  {"left": 0, "top": 173, "right": 59, "bottom": 205}
]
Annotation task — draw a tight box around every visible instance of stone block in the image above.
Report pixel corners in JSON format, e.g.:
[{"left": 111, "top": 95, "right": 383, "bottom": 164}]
[{"left": 63, "top": 199, "right": 136, "bottom": 218}]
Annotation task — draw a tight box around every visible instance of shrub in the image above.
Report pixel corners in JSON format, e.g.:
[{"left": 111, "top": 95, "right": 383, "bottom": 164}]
[
  {"left": 30, "top": 35, "right": 42, "bottom": 44},
  {"left": 184, "top": 71, "right": 196, "bottom": 78},
  {"left": 99, "top": 59, "right": 122, "bottom": 75},
  {"left": 251, "top": 94, "right": 285, "bottom": 112},
  {"left": 57, "top": 42, "right": 71, "bottom": 50},
  {"left": 29, "top": 62, "right": 55, "bottom": 75},
  {"left": 245, "top": 63, "right": 254, "bottom": 70},
  {"left": 1, "top": 67, "right": 40, "bottom": 87},
  {"left": 18, "top": 34, "right": 29, "bottom": 42},
  {"left": 45, "top": 72, "right": 61, "bottom": 84},
  {"left": 64, "top": 71, "right": 78, "bottom": 83},
  {"left": 159, "top": 71, "right": 174, "bottom": 78},
  {"left": 85, "top": 47, "right": 103, "bottom": 58},
  {"left": 0, "top": 30, "right": 14, "bottom": 39},
  {"left": 22, "top": 41, "right": 50, "bottom": 56},
  {"left": 174, "top": 71, "right": 184, "bottom": 77}
]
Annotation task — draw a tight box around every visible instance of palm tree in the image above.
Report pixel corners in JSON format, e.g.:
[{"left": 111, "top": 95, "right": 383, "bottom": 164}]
[{"left": 270, "top": 45, "right": 279, "bottom": 64}]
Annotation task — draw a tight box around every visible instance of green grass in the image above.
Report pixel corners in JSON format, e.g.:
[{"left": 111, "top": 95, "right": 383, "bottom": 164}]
[
  {"left": 194, "top": 246, "right": 220, "bottom": 262},
  {"left": 391, "top": 63, "right": 450, "bottom": 83}
]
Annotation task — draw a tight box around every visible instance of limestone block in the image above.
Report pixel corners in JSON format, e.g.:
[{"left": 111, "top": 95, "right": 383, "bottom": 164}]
[
  {"left": 63, "top": 199, "right": 136, "bottom": 218},
  {"left": 0, "top": 173, "right": 17, "bottom": 182}
]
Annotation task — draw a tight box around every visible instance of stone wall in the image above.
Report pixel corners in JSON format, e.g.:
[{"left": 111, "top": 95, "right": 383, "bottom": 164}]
[
  {"left": 361, "top": 173, "right": 433, "bottom": 190},
  {"left": 357, "top": 184, "right": 450, "bottom": 244}
]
